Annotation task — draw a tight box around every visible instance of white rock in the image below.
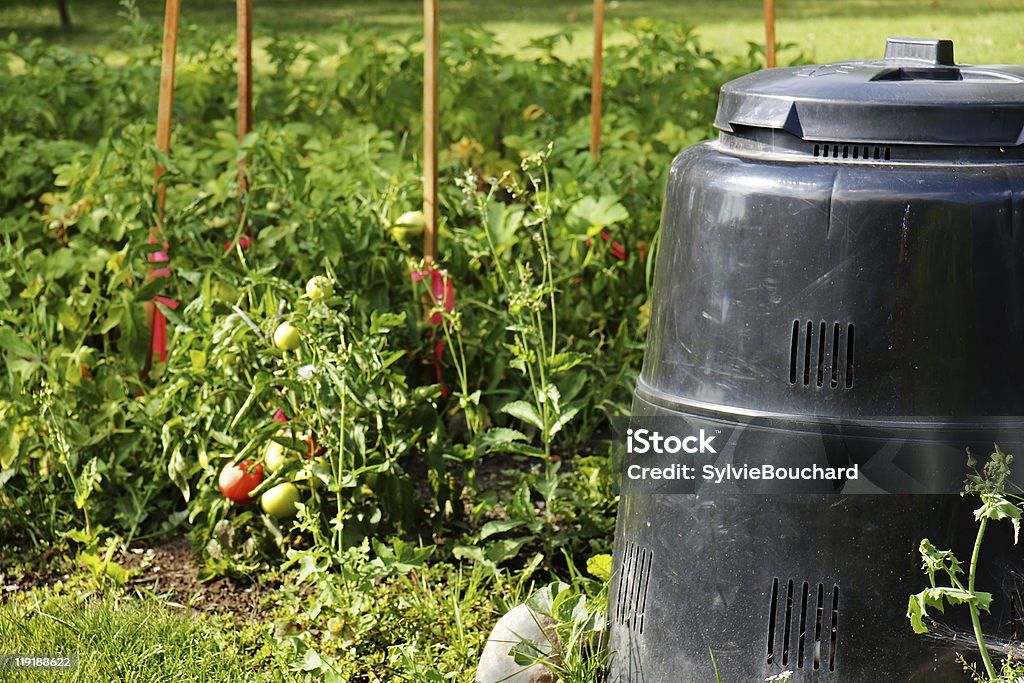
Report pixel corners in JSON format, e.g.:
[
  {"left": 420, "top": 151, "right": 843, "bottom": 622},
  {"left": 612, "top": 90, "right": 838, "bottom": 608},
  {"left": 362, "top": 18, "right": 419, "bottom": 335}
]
[{"left": 476, "top": 604, "right": 560, "bottom": 683}]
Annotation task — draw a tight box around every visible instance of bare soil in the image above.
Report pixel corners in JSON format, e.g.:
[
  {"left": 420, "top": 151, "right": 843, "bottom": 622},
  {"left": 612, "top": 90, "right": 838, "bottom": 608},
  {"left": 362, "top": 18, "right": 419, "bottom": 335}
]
[{"left": 117, "top": 537, "right": 269, "bottom": 620}]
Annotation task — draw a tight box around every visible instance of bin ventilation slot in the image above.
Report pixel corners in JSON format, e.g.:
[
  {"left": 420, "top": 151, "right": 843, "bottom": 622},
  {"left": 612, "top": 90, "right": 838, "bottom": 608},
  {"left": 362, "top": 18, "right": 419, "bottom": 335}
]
[
  {"left": 766, "top": 578, "right": 840, "bottom": 672},
  {"left": 615, "top": 542, "right": 652, "bottom": 634},
  {"left": 813, "top": 143, "right": 891, "bottom": 162},
  {"left": 789, "top": 321, "right": 856, "bottom": 389}
]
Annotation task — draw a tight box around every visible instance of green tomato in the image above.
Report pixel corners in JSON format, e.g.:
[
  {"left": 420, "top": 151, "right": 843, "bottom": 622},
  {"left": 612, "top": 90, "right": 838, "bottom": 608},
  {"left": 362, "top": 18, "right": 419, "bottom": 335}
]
[
  {"left": 265, "top": 200, "right": 282, "bottom": 213},
  {"left": 264, "top": 440, "right": 292, "bottom": 473},
  {"left": 274, "top": 322, "right": 301, "bottom": 350},
  {"left": 390, "top": 210, "right": 425, "bottom": 245},
  {"left": 305, "top": 276, "right": 334, "bottom": 301},
  {"left": 260, "top": 482, "right": 301, "bottom": 519}
]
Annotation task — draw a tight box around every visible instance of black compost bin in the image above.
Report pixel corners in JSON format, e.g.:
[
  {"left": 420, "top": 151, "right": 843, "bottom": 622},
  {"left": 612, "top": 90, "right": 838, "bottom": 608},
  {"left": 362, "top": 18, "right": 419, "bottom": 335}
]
[{"left": 608, "top": 38, "right": 1024, "bottom": 682}]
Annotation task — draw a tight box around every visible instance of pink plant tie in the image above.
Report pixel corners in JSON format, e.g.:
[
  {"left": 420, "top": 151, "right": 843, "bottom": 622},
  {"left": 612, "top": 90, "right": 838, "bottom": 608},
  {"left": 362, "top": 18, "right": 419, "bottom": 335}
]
[
  {"left": 150, "top": 296, "right": 179, "bottom": 364},
  {"left": 411, "top": 268, "right": 456, "bottom": 325},
  {"left": 411, "top": 268, "right": 456, "bottom": 396},
  {"left": 147, "top": 235, "right": 178, "bottom": 363}
]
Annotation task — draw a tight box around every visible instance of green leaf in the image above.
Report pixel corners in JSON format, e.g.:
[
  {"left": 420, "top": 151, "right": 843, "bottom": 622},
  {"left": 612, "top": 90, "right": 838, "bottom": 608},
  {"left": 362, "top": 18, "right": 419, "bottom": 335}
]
[
  {"left": 370, "top": 311, "right": 406, "bottom": 334},
  {"left": 501, "top": 400, "right": 543, "bottom": 430},
  {"left": 485, "top": 201, "right": 524, "bottom": 254},
  {"left": 189, "top": 349, "right": 207, "bottom": 371},
  {"left": 479, "top": 519, "right": 526, "bottom": 540},
  {"left": 974, "top": 591, "right": 993, "bottom": 613},
  {"left": 0, "top": 326, "right": 37, "bottom": 357},
  {"left": 546, "top": 404, "right": 580, "bottom": 440},
  {"left": 526, "top": 582, "right": 570, "bottom": 617},
  {"left": 555, "top": 594, "right": 588, "bottom": 624},
  {"left": 1, "top": 425, "right": 21, "bottom": 470},
  {"left": 78, "top": 552, "right": 127, "bottom": 585},
  {"left": 932, "top": 586, "right": 978, "bottom": 606},
  {"left": 918, "top": 538, "right": 962, "bottom": 582},
  {"left": 587, "top": 553, "right": 613, "bottom": 581},
  {"left": 548, "top": 352, "right": 587, "bottom": 375},
  {"left": 167, "top": 446, "right": 191, "bottom": 503},
  {"left": 65, "top": 529, "right": 92, "bottom": 544},
  {"left": 74, "top": 458, "right": 101, "bottom": 510},
  {"left": 975, "top": 496, "right": 1022, "bottom": 544},
  {"left": 511, "top": 639, "right": 550, "bottom": 667},
  {"left": 567, "top": 195, "right": 629, "bottom": 237},
  {"left": 100, "top": 305, "right": 124, "bottom": 334},
  {"left": 907, "top": 586, "right": 993, "bottom": 635},
  {"left": 476, "top": 427, "right": 528, "bottom": 453},
  {"left": 294, "top": 552, "right": 324, "bottom": 584},
  {"left": 907, "top": 591, "right": 935, "bottom": 634},
  {"left": 370, "top": 538, "right": 433, "bottom": 574},
  {"left": 295, "top": 648, "right": 323, "bottom": 672},
  {"left": 155, "top": 300, "right": 191, "bottom": 332},
  {"left": 452, "top": 545, "right": 485, "bottom": 564},
  {"left": 484, "top": 536, "right": 533, "bottom": 564}
]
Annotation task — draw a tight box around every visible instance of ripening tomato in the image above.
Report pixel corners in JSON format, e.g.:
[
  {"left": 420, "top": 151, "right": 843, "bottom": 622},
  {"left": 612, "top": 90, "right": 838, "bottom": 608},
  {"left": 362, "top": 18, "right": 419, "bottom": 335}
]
[
  {"left": 218, "top": 460, "right": 263, "bottom": 504},
  {"left": 274, "top": 322, "right": 301, "bottom": 350},
  {"left": 391, "top": 210, "right": 425, "bottom": 246},
  {"left": 260, "top": 482, "right": 301, "bottom": 519},
  {"left": 264, "top": 440, "right": 289, "bottom": 473},
  {"left": 305, "top": 276, "right": 334, "bottom": 301}
]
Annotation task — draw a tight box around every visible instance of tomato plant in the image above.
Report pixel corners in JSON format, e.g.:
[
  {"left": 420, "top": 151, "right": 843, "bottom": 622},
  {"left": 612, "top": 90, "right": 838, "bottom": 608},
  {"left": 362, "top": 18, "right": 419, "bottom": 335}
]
[{"left": 0, "top": 16, "right": 785, "bottom": 576}]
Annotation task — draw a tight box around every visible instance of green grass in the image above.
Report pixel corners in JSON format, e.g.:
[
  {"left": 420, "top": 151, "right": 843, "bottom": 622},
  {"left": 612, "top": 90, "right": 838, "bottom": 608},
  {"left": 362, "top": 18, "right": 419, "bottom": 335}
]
[
  {"left": 0, "top": 557, "right": 559, "bottom": 682},
  {"left": 0, "top": 587, "right": 256, "bottom": 682},
  {"left": 3, "top": 0, "right": 1024, "bottom": 63}
]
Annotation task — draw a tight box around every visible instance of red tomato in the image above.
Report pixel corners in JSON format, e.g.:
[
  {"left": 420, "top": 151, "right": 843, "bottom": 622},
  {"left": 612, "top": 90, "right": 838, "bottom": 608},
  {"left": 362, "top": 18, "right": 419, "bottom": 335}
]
[{"left": 218, "top": 460, "right": 263, "bottom": 504}]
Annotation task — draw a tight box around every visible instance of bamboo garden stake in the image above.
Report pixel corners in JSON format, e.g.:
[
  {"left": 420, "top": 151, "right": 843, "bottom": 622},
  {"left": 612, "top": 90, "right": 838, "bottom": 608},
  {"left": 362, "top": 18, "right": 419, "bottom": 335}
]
[
  {"left": 590, "top": 0, "right": 605, "bottom": 157},
  {"left": 765, "top": 0, "right": 777, "bottom": 68},
  {"left": 154, "top": 0, "right": 180, "bottom": 212},
  {"left": 146, "top": 0, "right": 182, "bottom": 373},
  {"left": 237, "top": 0, "right": 253, "bottom": 193},
  {"left": 423, "top": 0, "right": 440, "bottom": 265}
]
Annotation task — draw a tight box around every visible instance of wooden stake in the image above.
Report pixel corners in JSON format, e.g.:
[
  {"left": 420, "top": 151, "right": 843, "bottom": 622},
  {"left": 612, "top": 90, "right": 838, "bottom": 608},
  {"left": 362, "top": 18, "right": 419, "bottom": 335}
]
[
  {"left": 146, "top": 0, "right": 181, "bottom": 379},
  {"left": 154, "top": 0, "right": 181, "bottom": 213},
  {"left": 590, "top": 0, "right": 604, "bottom": 157},
  {"left": 764, "top": 0, "right": 776, "bottom": 68},
  {"left": 237, "top": 0, "right": 253, "bottom": 193},
  {"left": 423, "top": 0, "right": 439, "bottom": 265}
]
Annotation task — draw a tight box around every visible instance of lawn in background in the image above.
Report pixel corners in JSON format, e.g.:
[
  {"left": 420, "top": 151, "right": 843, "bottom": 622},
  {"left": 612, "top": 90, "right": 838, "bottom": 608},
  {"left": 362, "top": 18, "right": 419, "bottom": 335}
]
[{"left": 3, "top": 0, "right": 1024, "bottom": 63}]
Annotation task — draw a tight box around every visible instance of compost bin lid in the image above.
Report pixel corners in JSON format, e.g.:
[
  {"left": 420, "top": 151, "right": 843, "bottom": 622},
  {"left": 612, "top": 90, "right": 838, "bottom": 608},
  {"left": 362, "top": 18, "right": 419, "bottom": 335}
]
[{"left": 715, "top": 37, "right": 1024, "bottom": 146}]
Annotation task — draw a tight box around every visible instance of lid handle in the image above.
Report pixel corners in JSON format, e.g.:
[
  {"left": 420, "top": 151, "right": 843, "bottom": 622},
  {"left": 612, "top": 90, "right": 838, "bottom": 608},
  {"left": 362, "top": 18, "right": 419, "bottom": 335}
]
[{"left": 884, "top": 37, "right": 955, "bottom": 65}]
